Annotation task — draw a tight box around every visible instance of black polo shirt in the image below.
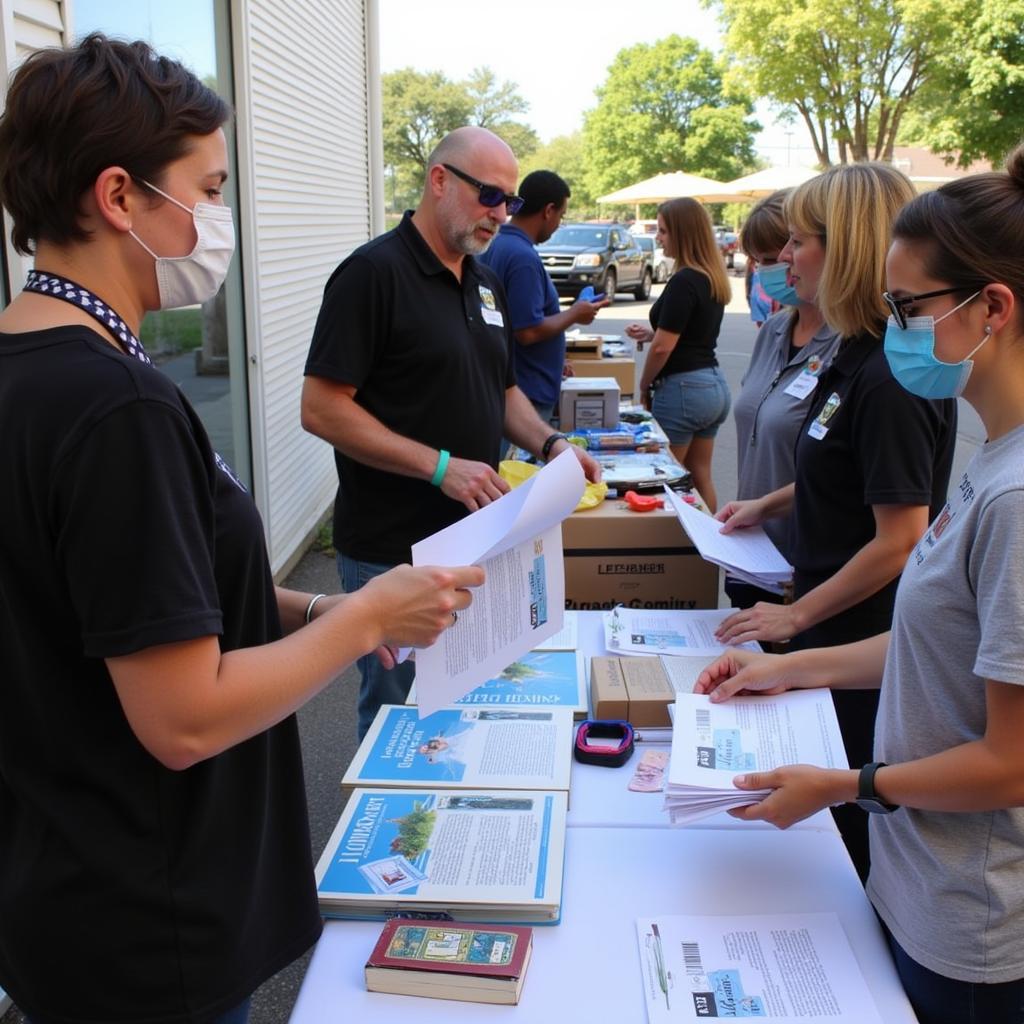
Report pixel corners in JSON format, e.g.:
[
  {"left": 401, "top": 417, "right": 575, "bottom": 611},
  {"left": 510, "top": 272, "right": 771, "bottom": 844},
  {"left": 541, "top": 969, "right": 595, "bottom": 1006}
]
[
  {"left": 648, "top": 267, "right": 724, "bottom": 376},
  {"left": 305, "top": 212, "right": 516, "bottom": 564},
  {"left": 788, "top": 333, "right": 956, "bottom": 642}
]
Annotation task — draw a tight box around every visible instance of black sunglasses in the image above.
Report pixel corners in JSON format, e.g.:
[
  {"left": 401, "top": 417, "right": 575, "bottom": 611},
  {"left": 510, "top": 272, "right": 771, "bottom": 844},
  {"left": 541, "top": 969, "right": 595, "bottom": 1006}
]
[
  {"left": 882, "top": 287, "right": 976, "bottom": 330},
  {"left": 442, "top": 163, "right": 524, "bottom": 215}
]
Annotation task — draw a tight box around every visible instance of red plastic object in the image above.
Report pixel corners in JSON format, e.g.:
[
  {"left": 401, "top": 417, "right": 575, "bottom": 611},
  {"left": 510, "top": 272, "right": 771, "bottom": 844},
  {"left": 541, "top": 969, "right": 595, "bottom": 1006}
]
[{"left": 624, "top": 490, "right": 664, "bottom": 512}]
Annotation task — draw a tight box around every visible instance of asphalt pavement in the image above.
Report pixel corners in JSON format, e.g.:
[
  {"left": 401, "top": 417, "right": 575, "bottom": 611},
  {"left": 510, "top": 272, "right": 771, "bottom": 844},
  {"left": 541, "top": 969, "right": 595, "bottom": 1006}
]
[{"left": 0, "top": 264, "right": 985, "bottom": 1024}]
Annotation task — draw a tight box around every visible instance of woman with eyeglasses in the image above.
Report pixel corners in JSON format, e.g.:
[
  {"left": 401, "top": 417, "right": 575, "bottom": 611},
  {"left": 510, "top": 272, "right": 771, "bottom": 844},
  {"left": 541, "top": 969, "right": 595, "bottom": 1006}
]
[
  {"left": 696, "top": 146, "right": 1024, "bottom": 1024},
  {"left": 626, "top": 197, "right": 731, "bottom": 511},
  {"left": 0, "top": 35, "right": 482, "bottom": 1024},
  {"left": 728, "top": 189, "right": 840, "bottom": 610},
  {"left": 712, "top": 164, "right": 957, "bottom": 881}
]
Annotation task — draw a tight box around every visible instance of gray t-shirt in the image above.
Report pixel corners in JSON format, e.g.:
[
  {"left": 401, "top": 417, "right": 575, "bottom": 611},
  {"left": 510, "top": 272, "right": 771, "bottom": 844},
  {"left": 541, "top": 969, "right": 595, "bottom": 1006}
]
[
  {"left": 732, "top": 310, "right": 840, "bottom": 556},
  {"left": 868, "top": 422, "right": 1024, "bottom": 983}
]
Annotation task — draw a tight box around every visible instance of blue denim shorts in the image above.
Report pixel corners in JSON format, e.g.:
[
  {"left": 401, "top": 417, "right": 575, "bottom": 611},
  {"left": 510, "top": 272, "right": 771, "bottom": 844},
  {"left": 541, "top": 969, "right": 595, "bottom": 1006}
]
[{"left": 651, "top": 367, "right": 731, "bottom": 444}]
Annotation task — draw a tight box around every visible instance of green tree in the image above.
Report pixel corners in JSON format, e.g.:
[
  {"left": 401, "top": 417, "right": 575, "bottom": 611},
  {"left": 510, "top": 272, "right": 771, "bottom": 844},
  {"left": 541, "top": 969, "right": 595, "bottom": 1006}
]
[
  {"left": 381, "top": 67, "right": 537, "bottom": 212},
  {"left": 581, "top": 35, "right": 760, "bottom": 198},
  {"left": 519, "top": 132, "right": 600, "bottom": 217},
  {"left": 904, "top": 0, "right": 1024, "bottom": 166},
  {"left": 708, "top": 0, "right": 965, "bottom": 165}
]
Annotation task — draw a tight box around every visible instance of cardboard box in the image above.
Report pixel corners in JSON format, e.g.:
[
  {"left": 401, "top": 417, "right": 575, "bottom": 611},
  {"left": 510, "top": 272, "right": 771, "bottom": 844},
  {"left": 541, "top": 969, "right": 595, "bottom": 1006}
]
[
  {"left": 564, "top": 334, "right": 603, "bottom": 360},
  {"left": 559, "top": 377, "right": 620, "bottom": 430},
  {"left": 562, "top": 496, "right": 719, "bottom": 611},
  {"left": 590, "top": 656, "right": 675, "bottom": 726},
  {"left": 571, "top": 357, "right": 636, "bottom": 399}
]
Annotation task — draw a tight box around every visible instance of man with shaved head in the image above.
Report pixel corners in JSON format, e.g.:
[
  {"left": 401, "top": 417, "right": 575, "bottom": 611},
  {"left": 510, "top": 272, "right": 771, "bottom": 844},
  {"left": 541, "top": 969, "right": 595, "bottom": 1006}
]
[{"left": 302, "top": 126, "right": 599, "bottom": 738}]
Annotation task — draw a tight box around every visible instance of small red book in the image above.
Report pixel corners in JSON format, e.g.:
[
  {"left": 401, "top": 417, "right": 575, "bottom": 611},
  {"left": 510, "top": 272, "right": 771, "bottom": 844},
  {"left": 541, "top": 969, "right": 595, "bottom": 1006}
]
[{"left": 365, "top": 919, "right": 533, "bottom": 1004}]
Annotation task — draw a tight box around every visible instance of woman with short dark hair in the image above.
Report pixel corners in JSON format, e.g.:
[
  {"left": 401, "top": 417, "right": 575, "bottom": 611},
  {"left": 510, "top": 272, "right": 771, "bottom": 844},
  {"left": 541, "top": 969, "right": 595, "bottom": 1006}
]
[{"left": 0, "top": 34, "right": 479, "bottom": 1024}]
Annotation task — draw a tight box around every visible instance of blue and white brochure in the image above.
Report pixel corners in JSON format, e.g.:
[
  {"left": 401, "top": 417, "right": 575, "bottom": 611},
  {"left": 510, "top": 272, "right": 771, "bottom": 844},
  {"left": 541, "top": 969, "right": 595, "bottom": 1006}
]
[
  {"left": 343, "top": 705, "right": 574, "bottom": 792},
  {"left": 408, "top": 650, "right": 588, "bottom": 718},
  {"left": 314, "top": 788, "right": 568, "bottom": 923},
  {"left": 637, "top": 913, "right": 882, "bottom": 1022}
]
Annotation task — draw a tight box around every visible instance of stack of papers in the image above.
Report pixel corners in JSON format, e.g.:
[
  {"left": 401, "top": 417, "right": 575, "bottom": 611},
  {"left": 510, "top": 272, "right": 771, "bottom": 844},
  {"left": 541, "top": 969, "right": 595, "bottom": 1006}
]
[
  {"left": 664, "top": 691, "right": 846, "bottom": 825},
  {"left": 663, "top": 487, "right": 792, "bottom": 594},
  {"left": 604, "top": 607, "right": 761, "bottom": 657}
]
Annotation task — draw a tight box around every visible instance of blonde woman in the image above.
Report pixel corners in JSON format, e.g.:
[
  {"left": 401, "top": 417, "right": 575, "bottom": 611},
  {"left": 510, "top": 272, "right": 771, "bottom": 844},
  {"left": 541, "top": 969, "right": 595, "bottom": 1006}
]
[
  {"left": 728, "top": 190, "right": 840, "bottom": 609},
  {"left": 626, "top": 197, "right": 731, "bottom": 511},
  {"left": 713, "top": 164, "right": 957, "bottom": 880}
]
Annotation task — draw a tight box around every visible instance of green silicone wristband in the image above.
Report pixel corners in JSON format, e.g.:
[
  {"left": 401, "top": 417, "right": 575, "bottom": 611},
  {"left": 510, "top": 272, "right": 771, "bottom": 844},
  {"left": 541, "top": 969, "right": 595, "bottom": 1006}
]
[{"left": 431, "top": 449, "right": 450, "bottom": 487}]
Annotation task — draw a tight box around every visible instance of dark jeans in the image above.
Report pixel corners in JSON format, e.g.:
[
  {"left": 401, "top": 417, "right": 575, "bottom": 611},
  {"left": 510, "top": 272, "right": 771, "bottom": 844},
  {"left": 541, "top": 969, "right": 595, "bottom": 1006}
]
[
  {"left": 886, "top": 929, "right": 1024, "bottom": 1024},
  {"left": 338, "top": 552, "right": 416, "bottom": 740}
]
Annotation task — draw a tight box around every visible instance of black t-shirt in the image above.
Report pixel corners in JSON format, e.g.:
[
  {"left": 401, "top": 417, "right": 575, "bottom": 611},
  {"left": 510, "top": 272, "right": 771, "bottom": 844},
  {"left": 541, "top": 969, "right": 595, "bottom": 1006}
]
[
  {"left": 788, "top": 334, "right": 956, "bottom": 642},
  {"left": 305, "top": 211, "right": 516, "bottom": 565},
  {"left": 648, "top": 266, "right": 724, "bottom": 377},
  {"left": 0, "top": 327, "right": 321, "bottom": 1023}
]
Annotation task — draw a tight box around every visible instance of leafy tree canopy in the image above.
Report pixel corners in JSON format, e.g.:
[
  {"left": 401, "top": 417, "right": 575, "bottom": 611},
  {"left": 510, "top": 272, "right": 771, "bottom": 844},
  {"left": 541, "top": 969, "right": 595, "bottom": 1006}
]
[{"left": 581, "top": 35, "right": 760, "bottom": 198}]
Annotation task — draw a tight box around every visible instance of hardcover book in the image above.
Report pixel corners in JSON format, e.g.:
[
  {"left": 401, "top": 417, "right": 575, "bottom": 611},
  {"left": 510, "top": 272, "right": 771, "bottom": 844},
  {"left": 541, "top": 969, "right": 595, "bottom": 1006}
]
[
  {"left": 315, "top": 788, "right": 567, "bottom": 923},
  {"left": 365, "top": 920, "right": 533, "bottom": 1004},
  {"left": 343, "top": 705, "right": 574, "bottom": 794}
]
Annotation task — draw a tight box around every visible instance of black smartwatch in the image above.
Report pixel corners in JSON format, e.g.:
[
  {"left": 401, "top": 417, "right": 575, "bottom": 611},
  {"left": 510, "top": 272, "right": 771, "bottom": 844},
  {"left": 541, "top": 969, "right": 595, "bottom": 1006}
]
[{"left": 856, "top": 762, "right": 899, "bottom": 814}]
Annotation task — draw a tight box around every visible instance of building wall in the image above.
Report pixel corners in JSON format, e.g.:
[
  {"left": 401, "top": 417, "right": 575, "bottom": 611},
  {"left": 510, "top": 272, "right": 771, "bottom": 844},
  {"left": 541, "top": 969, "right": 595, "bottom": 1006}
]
[{"left": 233, "top": 0, "right": 380, "bottom": 575}]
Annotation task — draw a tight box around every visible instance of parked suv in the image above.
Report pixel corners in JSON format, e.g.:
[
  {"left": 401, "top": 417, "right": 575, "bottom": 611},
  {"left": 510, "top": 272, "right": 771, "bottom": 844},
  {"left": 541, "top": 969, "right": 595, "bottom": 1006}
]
[{"left": 535, "top": 223, "right": 652, "bottom": 301}]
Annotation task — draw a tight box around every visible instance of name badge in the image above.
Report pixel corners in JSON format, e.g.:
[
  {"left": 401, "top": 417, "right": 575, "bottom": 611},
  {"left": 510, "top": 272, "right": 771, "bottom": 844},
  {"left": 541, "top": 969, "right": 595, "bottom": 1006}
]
[
  {"left": 807, "top": 390, "right": 841, "bottom": 441},
  {"left": 808, "top": 420, "right": 829, "bottom": 440},
  {"left": 783, "top": 370, "right": 819, "bottom": 399},
  {"left": 482, "top": 306, "right": 504, "bottom": 327}
]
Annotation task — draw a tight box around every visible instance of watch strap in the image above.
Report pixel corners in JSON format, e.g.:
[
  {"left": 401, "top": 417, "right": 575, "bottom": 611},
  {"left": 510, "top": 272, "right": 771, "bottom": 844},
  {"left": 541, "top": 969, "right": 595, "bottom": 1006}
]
[{"left": 857, "top": 761, "right": 898, "bottom": 813}]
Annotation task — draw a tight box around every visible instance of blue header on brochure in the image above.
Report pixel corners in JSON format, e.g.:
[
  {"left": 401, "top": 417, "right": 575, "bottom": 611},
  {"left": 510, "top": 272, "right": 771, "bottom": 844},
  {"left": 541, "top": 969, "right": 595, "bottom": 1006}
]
[
  {"left": 362, "top": 708, "right": 473, "bottom": 782},
  {"left": 454, "top": 650, "right": 578, "bottom": 707}
]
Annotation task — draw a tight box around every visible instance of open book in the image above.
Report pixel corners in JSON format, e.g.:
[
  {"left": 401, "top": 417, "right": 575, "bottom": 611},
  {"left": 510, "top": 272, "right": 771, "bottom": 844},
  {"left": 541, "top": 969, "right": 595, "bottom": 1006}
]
[
  {"left": 408, "top": 448, "right": 585, "bottom": 716},
  {"left": 343, "top": 705, "right": 574, "bottom": 794},
  {"left": 664, "top": 691, "right": 846, "bottom": 825},
  {"left": 315, "top": 788, "right": 567, "bottom": 923},
  {"left": 663, "top": 486, "right": 792, "bottom": 594}
]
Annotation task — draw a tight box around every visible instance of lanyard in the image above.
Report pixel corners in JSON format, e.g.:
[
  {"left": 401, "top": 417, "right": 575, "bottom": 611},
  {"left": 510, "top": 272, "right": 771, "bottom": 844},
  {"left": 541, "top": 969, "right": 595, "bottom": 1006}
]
[{"left": 24, "top": 269, "right": 247, "bottom": 492}]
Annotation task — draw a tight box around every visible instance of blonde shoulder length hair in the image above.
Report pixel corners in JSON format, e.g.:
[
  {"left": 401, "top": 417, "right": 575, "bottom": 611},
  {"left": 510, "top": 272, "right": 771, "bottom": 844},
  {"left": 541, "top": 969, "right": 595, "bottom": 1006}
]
[
  {"left": 657, "top": 197, "right": 731, "bottom": 305},
  {"left": 785, "top": 163, "right": 915, "bottom": 339}
]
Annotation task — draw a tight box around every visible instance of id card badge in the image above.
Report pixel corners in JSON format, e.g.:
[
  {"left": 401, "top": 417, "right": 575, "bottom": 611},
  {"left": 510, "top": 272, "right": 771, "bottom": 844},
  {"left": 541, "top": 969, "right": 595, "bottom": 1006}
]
[
  {"left": 479, "top": 284, "right": 505, "bottom": 327},
  {"left": 784, "top": 369, "right": 819, "bottom": 399},
  {"left": 808, "top": 391, "right": 841, "bottom": 440}
]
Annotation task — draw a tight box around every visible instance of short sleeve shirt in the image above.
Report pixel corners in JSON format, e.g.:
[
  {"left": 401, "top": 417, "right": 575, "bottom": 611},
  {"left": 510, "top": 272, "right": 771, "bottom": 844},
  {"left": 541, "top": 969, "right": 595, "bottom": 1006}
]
[
  {"left": 480, "top": 223, "right": 564, "bottom": 407},
  {"left": 0, "top": 327, "right": 321, "bottom": 1022},
  {"left": 648, "top": 267, "right": 724, "bottom": 377},
  {"left": 732, "top": 311, "right": 840, "bottom": 557},
  {"left": 789, "top": 334, "right": 956, "bottom": 584},
  {"left": 869, "top": 424, "right": 1024, "bottom": 984},
  {"left": 305, "top": 211, "right": 516, "bottom": 564}
]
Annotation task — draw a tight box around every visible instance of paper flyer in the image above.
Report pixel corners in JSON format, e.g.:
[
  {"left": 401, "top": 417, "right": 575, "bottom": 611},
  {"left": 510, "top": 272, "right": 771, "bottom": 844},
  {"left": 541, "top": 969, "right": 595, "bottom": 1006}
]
[
  {"left": 604, "top": 607, "right": 761, "bottom": 657},
  {"left": 637, "top": 913, "right": 882, "bottom": 1022},
  {"left": 409, "top": 448, "right": 585, "bottom": 716},
  {"left": 344, "top": 705, "right": 574, "bottom": 791}
]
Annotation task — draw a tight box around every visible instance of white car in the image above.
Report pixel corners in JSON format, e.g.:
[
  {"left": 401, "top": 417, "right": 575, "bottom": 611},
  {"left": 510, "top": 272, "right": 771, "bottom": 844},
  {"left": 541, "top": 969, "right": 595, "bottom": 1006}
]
[{"left": 634, "top": 235, "right": 673, "bottom": 283}]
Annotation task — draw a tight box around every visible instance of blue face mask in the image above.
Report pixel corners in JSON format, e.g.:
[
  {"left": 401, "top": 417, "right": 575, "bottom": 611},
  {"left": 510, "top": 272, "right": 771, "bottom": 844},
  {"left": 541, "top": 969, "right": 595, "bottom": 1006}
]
[
  {"left": 757, "top": 261, "right": 800, "bottom": 306},
  {"left": 883, "top": 292, "right": 989, "bottom": 399}
]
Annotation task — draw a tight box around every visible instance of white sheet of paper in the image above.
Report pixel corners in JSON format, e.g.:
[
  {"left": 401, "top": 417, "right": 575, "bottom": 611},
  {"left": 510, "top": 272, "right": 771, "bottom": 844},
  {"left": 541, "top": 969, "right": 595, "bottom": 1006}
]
[
  {"left": 637, "top": 912, "right": 883, "bottom": 1022},
  {"left": 663, "top": 486, "right": 792, "bottom": 587},
  {"left": 409, "top": 449, "right": 585, "bottom": 716},
  {"left": 603, "top": 607, "right": 760, "bottom": 657},
  {"left": 535, "top": 610, "right": 579, "bottom": 650}
]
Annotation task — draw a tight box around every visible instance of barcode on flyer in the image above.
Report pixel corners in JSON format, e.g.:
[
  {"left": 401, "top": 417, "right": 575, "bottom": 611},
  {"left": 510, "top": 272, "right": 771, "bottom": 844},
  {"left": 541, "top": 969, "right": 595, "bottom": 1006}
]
[
  {"left": 695, "top": 709, "right": 711, "bottom": 730},
  {"left": 682, "top": 941, "right": 704, "bottom": 977}
]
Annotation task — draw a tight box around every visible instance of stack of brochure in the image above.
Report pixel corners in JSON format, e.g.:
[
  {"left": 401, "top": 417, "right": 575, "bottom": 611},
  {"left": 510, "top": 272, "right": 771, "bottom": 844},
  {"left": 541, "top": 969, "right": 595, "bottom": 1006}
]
[
  {"left": 343, "top": 704, "right": 574, "bottom": 795},
  {"left": 663, "top": 691, "right": 846, "bottom": 825},
  {"left": 663, "top": 486, "right": 792, "bottom": 594},
  {"left": 315, "top": 788, "right": 567, "bottom": 923}
]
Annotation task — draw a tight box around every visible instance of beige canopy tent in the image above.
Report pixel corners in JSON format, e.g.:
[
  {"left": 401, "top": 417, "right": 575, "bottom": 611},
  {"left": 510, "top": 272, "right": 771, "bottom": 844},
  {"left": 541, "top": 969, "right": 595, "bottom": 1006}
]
[
  {"left": 712, "top": 165, "right": 822, "bottom": 202},
  {"left": 596, "top": 171, "right": 731, "bottom": 218}
]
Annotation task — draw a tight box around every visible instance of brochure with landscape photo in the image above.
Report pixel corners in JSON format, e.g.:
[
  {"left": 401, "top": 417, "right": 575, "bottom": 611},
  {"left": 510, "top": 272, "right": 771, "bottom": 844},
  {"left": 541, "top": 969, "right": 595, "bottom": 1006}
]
[
  {"left": 408, "top": 649, "right": 588, "bottom": 718},
  {"left": 343, "top": 705, "right": 574, "bottom": 794},
  {"left": 314, "top": 788, "right": 567, "bottom": 923}
]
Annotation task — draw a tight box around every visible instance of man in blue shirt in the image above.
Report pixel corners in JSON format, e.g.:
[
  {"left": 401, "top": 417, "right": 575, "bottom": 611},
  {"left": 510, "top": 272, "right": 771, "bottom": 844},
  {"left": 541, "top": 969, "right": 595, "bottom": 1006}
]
[{"left": 481, "top": 171, "right": 608, "bottom": 421}]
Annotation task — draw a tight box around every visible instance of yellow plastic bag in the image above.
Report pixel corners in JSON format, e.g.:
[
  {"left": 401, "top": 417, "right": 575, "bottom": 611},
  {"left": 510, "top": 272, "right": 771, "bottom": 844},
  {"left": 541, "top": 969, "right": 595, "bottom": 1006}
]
[{"left": 499, "top": 460, "right": 608, "bottom": 512}]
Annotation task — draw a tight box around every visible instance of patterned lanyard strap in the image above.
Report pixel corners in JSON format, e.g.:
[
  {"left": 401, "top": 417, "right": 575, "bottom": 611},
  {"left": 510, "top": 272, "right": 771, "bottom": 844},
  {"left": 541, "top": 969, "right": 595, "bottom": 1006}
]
[
  {"left": 23, "top": 269, "right": 153, "bottom": 365},
  {"left": 23, "top": 269, "right": 247, "bottom": 492}
]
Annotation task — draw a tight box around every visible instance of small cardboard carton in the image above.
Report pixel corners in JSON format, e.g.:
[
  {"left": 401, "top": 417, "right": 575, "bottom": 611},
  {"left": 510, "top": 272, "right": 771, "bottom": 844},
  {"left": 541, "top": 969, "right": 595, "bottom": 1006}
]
[
  {"left": 559, "top": 377, "right": 619, "bottom": 430},
  {"left": 571, "top": 357, "right": 636, "bottom": 400},
  {"left": 564, "top": 334, "right": 603, "bottom": 360},
  {"left": 590, "top": 656, "right": 675, "bottom": 727}
]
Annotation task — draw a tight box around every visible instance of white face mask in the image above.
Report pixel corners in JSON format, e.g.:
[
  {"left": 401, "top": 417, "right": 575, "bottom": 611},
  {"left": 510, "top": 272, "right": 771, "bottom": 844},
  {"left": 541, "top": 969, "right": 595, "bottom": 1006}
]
[{"left": 130, "top": 179, "right": 235, "bottom": 309}]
